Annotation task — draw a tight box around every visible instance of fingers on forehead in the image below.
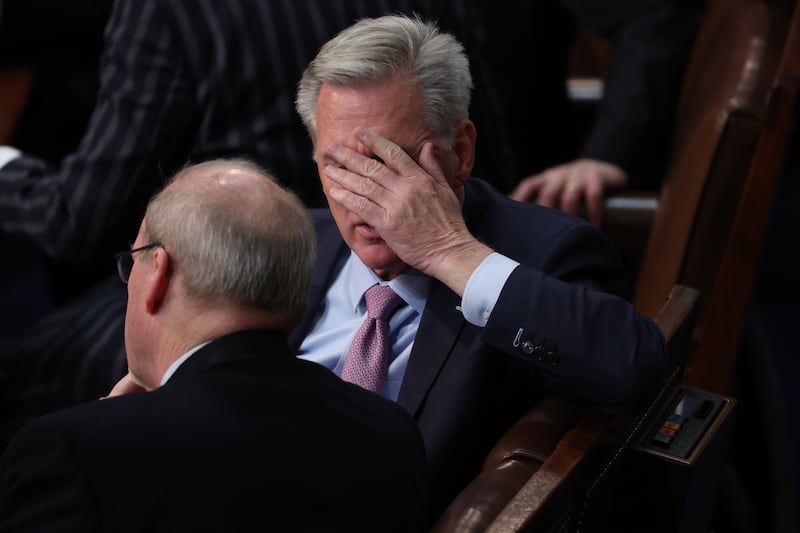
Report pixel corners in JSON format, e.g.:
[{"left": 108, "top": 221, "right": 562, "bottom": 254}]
[{"left": 357, "top": 129, "right": 418, "bottom": 175}]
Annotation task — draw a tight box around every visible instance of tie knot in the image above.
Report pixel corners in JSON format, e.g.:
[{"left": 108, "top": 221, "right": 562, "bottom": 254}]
[{"left": 364, "top": 285, "right": 404, "bottom": 320}]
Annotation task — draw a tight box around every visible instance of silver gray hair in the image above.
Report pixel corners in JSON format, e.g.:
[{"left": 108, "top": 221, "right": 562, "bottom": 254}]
[
  {"left": 296, "top": 13, "right": 472, "bottom": 146},
  {"left": 144, "top": 159, "right": 315, "bottom": 319}
]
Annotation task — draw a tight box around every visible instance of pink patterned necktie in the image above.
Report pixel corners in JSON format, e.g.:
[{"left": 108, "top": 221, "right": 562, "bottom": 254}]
[{"left": 341, "top": 284, "right": 405, "bottom": 394}]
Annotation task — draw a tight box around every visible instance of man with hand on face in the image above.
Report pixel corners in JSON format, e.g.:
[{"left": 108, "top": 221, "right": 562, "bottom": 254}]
[
  {"left": 0, "top": 159, "right": 430, "bottom": 532},
  {"left": 286, "top": 14, "right": 668, "bottom": 516}
]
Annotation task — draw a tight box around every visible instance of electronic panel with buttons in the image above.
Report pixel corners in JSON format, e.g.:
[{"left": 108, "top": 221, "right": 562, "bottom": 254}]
[
  {"left": 640, "top": 387, "right": 729, "bottom": 460},
  {"left": 595, "top": 385, "right": 736, "bottom": 533}
]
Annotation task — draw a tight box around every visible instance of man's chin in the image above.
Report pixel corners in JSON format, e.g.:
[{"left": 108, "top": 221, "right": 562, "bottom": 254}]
[{"left": 355, "top": 247, "right": 406, "bottom": 280}]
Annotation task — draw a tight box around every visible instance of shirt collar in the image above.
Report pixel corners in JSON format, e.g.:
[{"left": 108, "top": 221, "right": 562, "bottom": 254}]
[
  {"left": 160, "top": 340, "right": 212, "bottom": 386},
  {"left": 346, "top": 251, "right": 430, "bottom": 315}
]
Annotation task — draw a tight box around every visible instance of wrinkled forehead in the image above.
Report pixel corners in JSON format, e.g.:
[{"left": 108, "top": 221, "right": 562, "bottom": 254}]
[{"left": 313, "top": 82, "right": 431, "bottom": 152}]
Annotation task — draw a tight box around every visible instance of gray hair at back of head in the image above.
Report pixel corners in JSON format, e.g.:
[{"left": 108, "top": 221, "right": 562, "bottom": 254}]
[
  {"left": 144, "top": 159, "right": 315, "bottom": 318},
  {"left": 296, "top": 13, "right": 472, "bottom": 146}
]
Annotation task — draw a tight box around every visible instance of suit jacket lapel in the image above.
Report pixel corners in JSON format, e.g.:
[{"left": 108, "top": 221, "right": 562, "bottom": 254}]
[
  {"left": 397, "top": 180, "right": 490, "bottom": 416},
  {"left": 397, "top": 279, "right": 465, "bottom": 416}
]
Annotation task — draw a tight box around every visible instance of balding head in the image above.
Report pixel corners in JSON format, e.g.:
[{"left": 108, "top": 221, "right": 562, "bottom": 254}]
[{"left": 144, "top": 159, "right": 315, "bottom": 321}]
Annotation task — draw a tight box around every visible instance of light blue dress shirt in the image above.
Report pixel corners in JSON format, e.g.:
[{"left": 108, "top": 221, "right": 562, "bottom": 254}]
[{"left": 298, "top": 250, "right": 519, "bottom": 400}]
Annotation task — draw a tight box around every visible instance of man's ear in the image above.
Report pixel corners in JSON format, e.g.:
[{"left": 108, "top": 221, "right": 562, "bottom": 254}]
[
  {"left": 144, "top": 248, "right": 172, "bottom": 315},
  {"left": 452, "top": 119, "right": 477, "bottom": 185}
]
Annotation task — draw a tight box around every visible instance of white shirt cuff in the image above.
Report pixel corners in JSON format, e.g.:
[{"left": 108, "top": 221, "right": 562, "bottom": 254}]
[
  {"left": 461, "top": 252, "right": 520, "bottom": 327},
  {"left": 0, "top": 146, "right": 21, "bottom": 169}
]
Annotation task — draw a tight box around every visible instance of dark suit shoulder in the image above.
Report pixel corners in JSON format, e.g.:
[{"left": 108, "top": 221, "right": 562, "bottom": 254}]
[
  {"left": 0, "top": 353, "right": 429, "bottom": 531},
  {"left": 464, "top": 177, "right": 623, "bottom": 273}
]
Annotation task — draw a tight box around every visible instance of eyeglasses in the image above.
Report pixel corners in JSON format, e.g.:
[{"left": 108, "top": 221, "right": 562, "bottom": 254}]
[{"left": 114, "top": 243, "right": 162, "bottom": 284}]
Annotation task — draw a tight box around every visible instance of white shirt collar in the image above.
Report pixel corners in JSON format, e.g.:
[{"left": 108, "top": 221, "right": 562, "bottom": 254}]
[
  {"left": 160, "top": 341, "right": 212, "bottom": 386},
  {"left": 0, "top": 146, "right": 21, "bottom": 169}
]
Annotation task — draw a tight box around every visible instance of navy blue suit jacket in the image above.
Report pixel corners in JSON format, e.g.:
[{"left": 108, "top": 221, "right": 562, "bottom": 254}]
[
  {"left": 289, "top": 178, "right": 667, "bottom": 513},
  {"left": 0, "top": 330, "right": 430, "bottom": 532}
]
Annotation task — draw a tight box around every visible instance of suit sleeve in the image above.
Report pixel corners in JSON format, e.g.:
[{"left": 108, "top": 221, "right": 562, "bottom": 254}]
[
  {"left": 483, "top": 221, "right": 668, "bottom": 415},
  {"left": 562, "top": 0, "right": 706, "bottom": 187},
  {"left": 0, "top": 420, "right": 99, "bottom": 532},
  {"left": 0, "top": 0, "right": 196, "bottom": 264}
]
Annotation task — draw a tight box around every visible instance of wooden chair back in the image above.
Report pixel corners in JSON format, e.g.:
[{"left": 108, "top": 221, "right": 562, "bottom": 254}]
[{"left": 625, "top": 0, "right": 798, "bottom": 393}]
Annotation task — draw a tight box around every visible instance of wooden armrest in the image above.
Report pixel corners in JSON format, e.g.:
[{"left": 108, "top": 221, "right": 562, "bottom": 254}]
[
  {"left": 652, "top": 284, "right": 700, "bottom": 367},
  {"left": 601, "top": 191, "right": 659, "bottom": 268},
  {"left": 430, "top": 396, "right": 585, "bottom": 532},
  {"left": 481, "top": 395, "right": 585, "bottom": 470},
  {"left": 485, "top": 409, "right": 615, "bottom": 532}
]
